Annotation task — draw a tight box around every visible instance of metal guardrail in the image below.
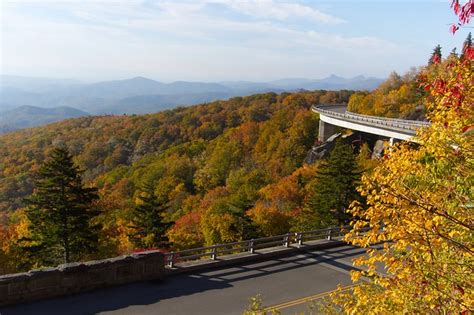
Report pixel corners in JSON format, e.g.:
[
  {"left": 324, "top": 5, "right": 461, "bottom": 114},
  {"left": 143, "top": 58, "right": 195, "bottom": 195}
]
[
  {"left": 164, "top": 226, "right": 350, "bottom": 268},
  {"left": 346, "top": 111, "right": 429, "bottom": 126},
  {"left": 312, "top": 105, "right": 430, "bottom": 134}
]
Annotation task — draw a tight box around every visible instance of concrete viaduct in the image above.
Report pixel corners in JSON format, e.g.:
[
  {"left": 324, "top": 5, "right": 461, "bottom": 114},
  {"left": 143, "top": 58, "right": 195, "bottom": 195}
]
[{"left": 312, "top": 105, "right": 430, "bottom": 143}]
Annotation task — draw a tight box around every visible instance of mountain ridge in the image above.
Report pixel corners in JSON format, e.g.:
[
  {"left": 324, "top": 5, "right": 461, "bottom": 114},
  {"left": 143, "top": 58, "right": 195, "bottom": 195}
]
[
  {"left": 0, "top": 105, "right": 89, "bottom": 134},
  {"left": 0, "top": 74, "right": 383, "bottom": 131}
]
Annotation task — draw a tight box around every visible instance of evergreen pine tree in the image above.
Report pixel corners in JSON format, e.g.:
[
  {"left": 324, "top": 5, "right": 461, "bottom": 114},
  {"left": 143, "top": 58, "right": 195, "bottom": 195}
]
[
  {"left": 428, "top": 44, "right": 442, "bottom": 64},
  {"left": 449, "top": 47, "right": 458, "bottom": 59},
  {"left": 21, "top": 147, "right": 100, "bottom": 266},
  {"left": 461, "top": 32, "right": 472, "bottom": 59},
  {"left": 129, "top": 181, "right": 172, "bottom": 249},
  {"left": 302, "top": 140, "right": 362, "bottom": 229}
]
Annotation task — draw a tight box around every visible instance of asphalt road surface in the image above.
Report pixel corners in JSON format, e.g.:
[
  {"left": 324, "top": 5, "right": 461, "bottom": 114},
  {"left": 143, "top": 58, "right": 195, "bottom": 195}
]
[
  {"left": 327, "top": 105, "right": 347, "bottom": 114},
  {"left": 1, "top": 245, "right": 370, "bottom": 315}
]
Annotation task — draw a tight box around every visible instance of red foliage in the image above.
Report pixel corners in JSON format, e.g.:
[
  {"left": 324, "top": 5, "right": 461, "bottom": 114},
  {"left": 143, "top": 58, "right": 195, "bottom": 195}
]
[
  {"left": 450, "top": 0, "right": 473, "bottom": 33},
  {"left": 173, "top": 211, "right": 202, "bottom": 230},
  {"left": 450, "top": 24, "right": 459, "bottom": 34},
  {"left": 463, "top": 46, "right": 474, "bottom": 60}
]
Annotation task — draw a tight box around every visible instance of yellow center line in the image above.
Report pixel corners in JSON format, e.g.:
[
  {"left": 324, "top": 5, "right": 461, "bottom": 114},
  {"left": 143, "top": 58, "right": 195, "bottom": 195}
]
[{"left": 262, "top": 284, "right": 358, "bottom": 312}]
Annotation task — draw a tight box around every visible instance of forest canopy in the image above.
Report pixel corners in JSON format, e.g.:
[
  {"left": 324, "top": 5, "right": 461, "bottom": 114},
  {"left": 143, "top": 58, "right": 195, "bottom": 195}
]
[
  {"left": 0, "top": 90, "right": 362, "bottom": 272},
  {"left": 347, "top": 33, "right": 473, "bottom": 120}
]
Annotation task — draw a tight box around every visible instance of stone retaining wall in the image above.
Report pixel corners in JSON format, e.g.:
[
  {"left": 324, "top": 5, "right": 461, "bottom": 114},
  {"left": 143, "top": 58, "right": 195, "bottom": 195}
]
[{"left": 0, "top": 251, "right": 164, "bottom": 306}]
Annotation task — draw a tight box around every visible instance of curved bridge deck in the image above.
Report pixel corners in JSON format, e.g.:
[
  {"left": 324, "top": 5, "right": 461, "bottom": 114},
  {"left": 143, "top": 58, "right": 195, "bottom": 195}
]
[{"left": 312, "top": 105, "right": 430, "bottom": 141}]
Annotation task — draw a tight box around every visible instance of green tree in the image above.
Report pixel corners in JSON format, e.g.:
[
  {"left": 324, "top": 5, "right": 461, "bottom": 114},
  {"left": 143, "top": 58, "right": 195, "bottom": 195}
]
[
  {"left": 129, "top": 181, "right": 172, "bottom": 249},
  {"left": 20, "top": 147, "right": 100, "bottom": 266},
  {"left": 194, "top": 138, "right": 243, "bottom": 191},
  {"left": 449, "top": 47, "right": 458, "bottom": 59},
  {"left": 302, "top": 140, "right": 362, "bottom": 229}
]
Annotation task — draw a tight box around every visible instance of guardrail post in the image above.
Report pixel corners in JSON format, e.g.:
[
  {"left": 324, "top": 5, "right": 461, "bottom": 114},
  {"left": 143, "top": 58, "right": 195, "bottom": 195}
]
[
  {"left": 327, "top": 228, "right": 332, "bottom": 241},
  {"left": 295, "top": 232, "right": 302, "bottom": 246},
  {"left": 169, "top": 253, "right": 174, "bottom": 268},
  {"left": 249, "top": 239, "right": 254, "bottom": 254},
  {"left": 211, "top": 246, "right": 217, "bottom": 260}
]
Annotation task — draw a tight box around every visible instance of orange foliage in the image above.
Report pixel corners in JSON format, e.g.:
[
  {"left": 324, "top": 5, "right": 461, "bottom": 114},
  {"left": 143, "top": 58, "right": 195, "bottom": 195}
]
[{"left": 167, "top": 211, "right": 204, "bottom": 250}]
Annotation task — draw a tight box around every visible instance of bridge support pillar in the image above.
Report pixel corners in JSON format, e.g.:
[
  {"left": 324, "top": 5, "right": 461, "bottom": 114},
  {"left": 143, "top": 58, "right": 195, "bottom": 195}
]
[{"left": 318, "top": 120, "right": 337, "bottom": 142}]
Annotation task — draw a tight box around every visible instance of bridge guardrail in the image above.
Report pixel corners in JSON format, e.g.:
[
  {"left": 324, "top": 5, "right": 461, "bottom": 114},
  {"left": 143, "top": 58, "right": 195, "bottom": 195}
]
[
  {"left": 312, "top": 105, "right": 430, "bottom": 134},
  {"left": 164, "top": 226, "right": 352, "bottom": 268},
  {"left": 346, "top": 111, "right": 429, "bottom": 126}
]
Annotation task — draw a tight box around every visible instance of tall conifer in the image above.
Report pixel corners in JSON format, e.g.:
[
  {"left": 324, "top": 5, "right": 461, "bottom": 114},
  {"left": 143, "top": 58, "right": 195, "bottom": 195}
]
[
  {"left": 21, "top": 147, "right": 100, "bottom": 265},
  {"left": 129, "top": 181, "right": 172, "bottom": 249},
  {"left": 302, "top": 140, "right": 362, "bottom": 229}
]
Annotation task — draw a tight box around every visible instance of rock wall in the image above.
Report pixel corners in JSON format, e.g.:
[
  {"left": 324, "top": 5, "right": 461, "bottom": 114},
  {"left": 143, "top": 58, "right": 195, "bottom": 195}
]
[
  {"left": 0, "top": 251, "right": 164, "bottom": 306},
  {"left": 305, "top": 131, "right": 382, "bottom": 164}
]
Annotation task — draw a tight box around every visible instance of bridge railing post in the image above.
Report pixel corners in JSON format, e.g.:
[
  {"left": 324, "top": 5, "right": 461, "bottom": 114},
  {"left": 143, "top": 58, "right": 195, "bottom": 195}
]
[
  {"left": 283, "top": 233, "right": 290, "bottom": 247},
  {"left": 295, "top": 232, "right": 302, "bottom": 246},
  {"left": 168, "top": 253, "right": 174, "bottom": 268},
  {"left": 211, "top": 246, "right": 217, "bottom": 260},
  {"left": 249, "top": 240, "right": 254, "bottom": 254}
]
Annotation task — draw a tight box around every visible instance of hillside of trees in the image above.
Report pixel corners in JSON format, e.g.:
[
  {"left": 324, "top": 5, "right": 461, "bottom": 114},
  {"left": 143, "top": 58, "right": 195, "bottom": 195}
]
[
  {"left": 347, "top": 33, "right": 473, "bottom": 120},
  {"left": 0, "top": 89, "right": 373, "bottom": 272},
  {"left": 347, "top": 69, "right": 427, "bottom": 119},
  {"left": 2, "top": 39, "right": 470, "bottom": 275}
]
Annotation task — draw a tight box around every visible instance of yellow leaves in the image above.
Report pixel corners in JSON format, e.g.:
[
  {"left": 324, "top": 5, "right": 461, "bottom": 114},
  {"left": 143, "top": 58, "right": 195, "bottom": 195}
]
[
  {"left": 432, "top": 215, "right": 444, "bottom": 225},
  {"left": 448, "top": 229, "right": 461, "bottom": 238},
  {"left": 329, "top": 58, "right": 474, "bottom": 314},
  {"left": 424, "top": 220, "right": 434, "bottom": 230},
  {"left": 350, "top": 270, "right": 362, "bottom": 282},
  {"left": 200, "top": 209, "right": 242, "bottom": 246},
  {"left": 246, "top": 202, "right": 291, "bottom": 236}
]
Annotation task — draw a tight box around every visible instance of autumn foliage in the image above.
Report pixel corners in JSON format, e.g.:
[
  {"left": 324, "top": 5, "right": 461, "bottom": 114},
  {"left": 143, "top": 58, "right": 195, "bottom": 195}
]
[
  {"left": 331, "top": 41, "right": 474, "bottom": 313},
  {"left": 450, "top": 0, "right": 473, "bottom": 33},
  {"left": 0, "top": 90, "right": 359, "bottom": 272},
  {"left": 348, "top": 31, "right": 473, "bottom": 121}
]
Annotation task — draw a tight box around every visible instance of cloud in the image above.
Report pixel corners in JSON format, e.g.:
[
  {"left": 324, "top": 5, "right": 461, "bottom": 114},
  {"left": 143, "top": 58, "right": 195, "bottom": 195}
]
[
  {"left": 149, "top": 0, "right": 345, "bottom": 24},
  {"left": 218, "top": 0, "right": 345, "bottom": 24},
  {"left": 1, "top": 0, "right": 412, "bottom": 81}
]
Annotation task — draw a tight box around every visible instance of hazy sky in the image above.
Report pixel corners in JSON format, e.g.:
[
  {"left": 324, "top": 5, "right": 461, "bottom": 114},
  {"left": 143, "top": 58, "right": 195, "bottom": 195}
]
[{"left": 0, "top": 0, "right": 470, "bottom": 82}]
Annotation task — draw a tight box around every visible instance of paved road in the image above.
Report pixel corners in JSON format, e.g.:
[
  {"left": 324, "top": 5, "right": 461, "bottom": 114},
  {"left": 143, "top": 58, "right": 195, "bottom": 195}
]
[
  {"left": 325, "top": 105, "right": 347, "bottom": 114},
  {"left": 1, "top": 245, "right": 370, "bottom": 315}
]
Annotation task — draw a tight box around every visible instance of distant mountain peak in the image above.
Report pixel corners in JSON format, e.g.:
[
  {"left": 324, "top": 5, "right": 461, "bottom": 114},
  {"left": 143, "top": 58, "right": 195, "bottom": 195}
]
[
  {"left": 128, "top": 76, "right": 157, "bottom": 82},
  {"left": 323, "top": 74, "right": 345, "bottom": 81}
]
